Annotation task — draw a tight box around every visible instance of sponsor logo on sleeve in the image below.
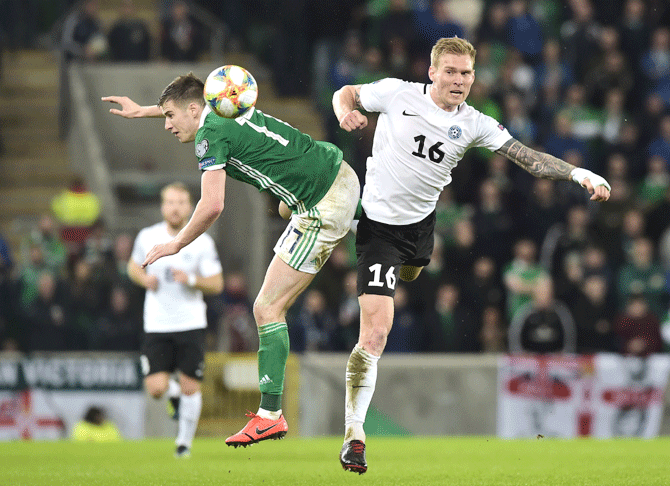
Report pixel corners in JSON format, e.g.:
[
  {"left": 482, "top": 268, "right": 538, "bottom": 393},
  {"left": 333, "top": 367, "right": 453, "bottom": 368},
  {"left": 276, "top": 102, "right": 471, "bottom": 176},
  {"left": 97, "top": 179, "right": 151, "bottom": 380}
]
[
  {"left": 498, "top": 124, "right": 505, "bottom": 131},
  {"left": 195, "top": 139, "right": 209, "bottom": 158},
  {"left": 198, "top": 157, "right": 218, "bottom": 170}
]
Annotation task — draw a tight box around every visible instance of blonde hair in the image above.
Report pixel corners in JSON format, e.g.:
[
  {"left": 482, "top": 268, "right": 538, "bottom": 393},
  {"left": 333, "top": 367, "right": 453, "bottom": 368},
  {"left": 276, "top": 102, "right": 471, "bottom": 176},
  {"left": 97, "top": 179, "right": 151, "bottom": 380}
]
[
  {"left": 160, "top": 182, "right": 192, "bottom": 204},
  {"left": 430, "top": 37, "right": 477, "bottom": 67}
]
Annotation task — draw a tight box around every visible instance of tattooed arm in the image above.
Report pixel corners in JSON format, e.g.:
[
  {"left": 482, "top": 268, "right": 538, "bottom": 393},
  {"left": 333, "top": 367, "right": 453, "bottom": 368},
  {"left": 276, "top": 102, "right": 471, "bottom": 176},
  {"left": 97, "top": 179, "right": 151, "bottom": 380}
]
[
  {"left": 495, "top": 137, "right": 611, "bottom": 202},
  {"left": 333, "top": 85, "right": 369, "bottom": 132}
]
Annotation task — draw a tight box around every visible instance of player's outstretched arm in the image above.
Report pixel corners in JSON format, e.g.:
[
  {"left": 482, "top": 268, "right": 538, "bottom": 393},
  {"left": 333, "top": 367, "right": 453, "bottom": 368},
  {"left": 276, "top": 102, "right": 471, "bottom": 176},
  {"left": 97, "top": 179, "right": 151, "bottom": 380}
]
[
  {"left": 495, "top": 137, "right": 611, "bottom": 202},
  {"left": 101, "top": 95, "right": 164, "bottom": 118},
  {"left": 142, "top": 169, "right": 227, "bottom": 267},
  {"left": 333, "top": 85, "right": 368, "bottom": 132}
]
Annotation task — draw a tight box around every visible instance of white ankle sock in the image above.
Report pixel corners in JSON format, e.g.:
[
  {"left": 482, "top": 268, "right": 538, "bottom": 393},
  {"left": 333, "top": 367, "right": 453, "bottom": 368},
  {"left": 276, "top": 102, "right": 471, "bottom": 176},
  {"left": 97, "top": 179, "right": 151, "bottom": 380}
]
[
  {"left": 257, "top": 407, "right": 282, "bottom": 420},
  {"left": 176, "top": 391, "right": 202, "bottom": 448},
  {"left": 344, "top": 345, "right": 380, "bottom": 442}
]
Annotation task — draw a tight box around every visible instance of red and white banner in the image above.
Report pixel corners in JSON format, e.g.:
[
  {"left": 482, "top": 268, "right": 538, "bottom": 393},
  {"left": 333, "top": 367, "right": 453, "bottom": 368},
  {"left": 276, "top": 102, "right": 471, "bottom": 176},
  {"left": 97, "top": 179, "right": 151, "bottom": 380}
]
[{"left": 497, "top": 353, "right": 670, "bottom": 438}]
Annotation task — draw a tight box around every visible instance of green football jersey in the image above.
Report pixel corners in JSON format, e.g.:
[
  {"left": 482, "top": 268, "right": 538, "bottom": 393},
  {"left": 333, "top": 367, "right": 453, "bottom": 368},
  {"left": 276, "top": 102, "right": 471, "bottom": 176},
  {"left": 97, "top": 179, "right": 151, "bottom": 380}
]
[{"left": 195, "top": 106, "right": 342, "bottom": 214}]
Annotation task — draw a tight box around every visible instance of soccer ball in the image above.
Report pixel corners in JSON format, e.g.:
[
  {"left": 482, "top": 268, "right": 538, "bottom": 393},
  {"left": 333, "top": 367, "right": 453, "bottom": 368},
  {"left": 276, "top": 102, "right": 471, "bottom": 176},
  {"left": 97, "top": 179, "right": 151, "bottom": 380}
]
[{"left": 203, "top": 65, "right": 258, "bottom": 118}]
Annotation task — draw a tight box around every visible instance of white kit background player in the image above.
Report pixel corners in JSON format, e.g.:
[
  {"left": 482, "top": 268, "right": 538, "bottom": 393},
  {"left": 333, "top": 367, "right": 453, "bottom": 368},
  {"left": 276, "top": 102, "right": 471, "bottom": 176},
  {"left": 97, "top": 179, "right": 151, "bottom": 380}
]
[
  {"left": 332, "top": 36, "right": 611, "bottom": 474},
  {"left": 128, "top": 182, "right": 223, "bottom": 458}
]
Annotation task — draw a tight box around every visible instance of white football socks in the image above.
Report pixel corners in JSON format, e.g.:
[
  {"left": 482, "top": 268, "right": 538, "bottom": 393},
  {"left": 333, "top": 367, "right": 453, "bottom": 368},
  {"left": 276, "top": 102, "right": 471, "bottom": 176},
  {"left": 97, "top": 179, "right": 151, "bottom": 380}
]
[
  {"left": 344, "top": 345, "right": 380, "bottom": 442},
  {"left": 176, "top": 391, "right": 202, "bottom": 448}
]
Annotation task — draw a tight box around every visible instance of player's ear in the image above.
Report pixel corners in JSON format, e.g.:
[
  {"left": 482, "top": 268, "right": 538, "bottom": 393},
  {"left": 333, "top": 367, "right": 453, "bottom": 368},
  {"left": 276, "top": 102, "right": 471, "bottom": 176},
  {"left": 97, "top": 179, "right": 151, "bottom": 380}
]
[
  {"left": 188, "top": 102, "right": 200, "bottom": 117},
  {"left": 428, "top": 65, "right": 436, "bottom": 82}
]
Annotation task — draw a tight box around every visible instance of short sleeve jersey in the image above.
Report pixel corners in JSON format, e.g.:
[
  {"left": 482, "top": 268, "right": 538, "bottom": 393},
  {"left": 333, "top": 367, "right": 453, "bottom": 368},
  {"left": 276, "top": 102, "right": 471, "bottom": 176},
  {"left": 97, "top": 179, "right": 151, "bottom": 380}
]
[
  {"left": 195, "top": 106, "right": 343, "bottom": 214},
  {"left": 359, "top": 78, "right": 512, "bottom": 225},
  {"left": 131, "top": 222, "right": 222, "bottom": 333}
]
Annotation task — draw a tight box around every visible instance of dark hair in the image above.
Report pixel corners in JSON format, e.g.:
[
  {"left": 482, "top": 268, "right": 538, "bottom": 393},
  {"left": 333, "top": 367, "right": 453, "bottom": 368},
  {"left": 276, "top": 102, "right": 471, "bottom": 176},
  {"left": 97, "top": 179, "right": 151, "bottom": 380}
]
[
  {"left": 158, "top": 72, "right": 205, "bottom": 108},
  {"left": 83, "top": 406, "right": 105, "bottom": 425}
]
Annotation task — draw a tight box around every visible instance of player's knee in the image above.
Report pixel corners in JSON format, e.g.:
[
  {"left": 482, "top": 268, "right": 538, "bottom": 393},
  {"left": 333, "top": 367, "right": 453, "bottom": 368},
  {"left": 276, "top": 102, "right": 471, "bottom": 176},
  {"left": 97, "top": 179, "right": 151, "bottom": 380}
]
[
  {"left": 145, "top": 376, "right": 168, "bottom": 399},
  {"left": 147, "top": 385, "right": 166, "bottom": 399},
  {"left": 180, "top": 380, "right": 200, "bottom": 396},
  {"left": 253, "top": 298, "right": 277, "bottom": 325}
]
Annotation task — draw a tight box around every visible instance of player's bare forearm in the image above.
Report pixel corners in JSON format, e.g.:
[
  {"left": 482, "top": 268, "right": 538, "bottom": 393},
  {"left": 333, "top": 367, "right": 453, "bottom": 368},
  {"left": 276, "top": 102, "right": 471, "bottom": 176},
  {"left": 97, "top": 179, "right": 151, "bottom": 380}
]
[
  {"left": 174, "top": 170, "right": 227, "bottom": 250},
  {"left": 333, "top": 85, "right": 368, "bottom": 131},
  {"left": 495, "top": 138, "right": 574, "bottom": 181}
]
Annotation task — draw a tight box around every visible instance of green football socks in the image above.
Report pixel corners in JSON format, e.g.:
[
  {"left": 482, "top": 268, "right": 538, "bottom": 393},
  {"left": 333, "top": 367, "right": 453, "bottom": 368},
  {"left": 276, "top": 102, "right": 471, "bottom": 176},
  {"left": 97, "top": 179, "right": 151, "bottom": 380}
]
[{"left": 257, "top": 322, "right": 289, "bottom": 412}]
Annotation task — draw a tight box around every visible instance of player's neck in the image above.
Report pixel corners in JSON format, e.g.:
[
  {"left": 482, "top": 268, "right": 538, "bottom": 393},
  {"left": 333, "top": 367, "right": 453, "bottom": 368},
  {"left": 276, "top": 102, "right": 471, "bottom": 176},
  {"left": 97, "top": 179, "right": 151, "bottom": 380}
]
[{"left": 165, "top": 222, "right": 185, "bottom": 236}]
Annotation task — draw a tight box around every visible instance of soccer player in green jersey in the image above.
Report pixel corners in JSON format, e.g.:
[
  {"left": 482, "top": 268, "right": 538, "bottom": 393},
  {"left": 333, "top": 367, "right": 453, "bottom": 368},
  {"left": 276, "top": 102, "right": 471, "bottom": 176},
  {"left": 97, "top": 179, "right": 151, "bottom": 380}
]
[{"left": 103, "top": 72, "right": 360, "bottom": 447}]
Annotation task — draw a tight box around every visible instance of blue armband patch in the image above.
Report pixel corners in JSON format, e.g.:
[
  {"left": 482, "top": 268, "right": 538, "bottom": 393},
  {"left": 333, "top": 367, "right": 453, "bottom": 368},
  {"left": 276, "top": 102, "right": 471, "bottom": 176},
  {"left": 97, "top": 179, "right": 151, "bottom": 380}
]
[{"left": 198, "top": 157, "right": 218, "bottom": 170}]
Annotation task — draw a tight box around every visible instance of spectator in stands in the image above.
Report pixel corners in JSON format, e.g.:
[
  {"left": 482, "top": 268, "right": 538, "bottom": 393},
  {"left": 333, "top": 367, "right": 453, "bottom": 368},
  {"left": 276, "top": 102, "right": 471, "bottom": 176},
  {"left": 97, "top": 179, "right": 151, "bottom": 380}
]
[
  {"left": 618, "top": 0, "right": 650, "bottom": 83},
  {"left": 508, "top": 277, "right": 577, "bottom": 354},
  {"left": 160, "top": 0, "right": 205, "bottom": 62},
  {"left": 640, "top": 27, "right": 670, "bottom": 105},
  {"left": 502, "top": 91, "right": 537, "bottom": 146},
  {"left": 600, "top": 88, "right": 628, "bottom": 148},
  {"left": 20, "top": 214, "right": 67, "bottom": 278},
  {"left": 61, "top": 0, "right": 107, "bottom": 62},
  {"left": 535, "top": 38, "right": 575, "bottom": 96},
  {"left": 67, "top": 257, "right": 108, "bottom": 350},
  {"left": 559, "top": 0, "right": 602, "bottom": 82},
  {"left": 475, "top": 2, "right": 508, "bottom": 54},
  {"left": 505, "top": 0, "right": 543, "bottom": 66},
  {"left": 584, "top": 50, "right": 634, "bottom": 110},
  {"left": 91, "top": 285, "right": 142, "bottom": 351},
  {"left": 0, "top": 231, "right": 14, "bottom": 281},
  {"left": 385, "top": 284, "right": 422, "bottom": 352},
  {"left": 472, "top": 178, "right": 515, "bottom": 270},
  {"left": 17, "top": 240, "right": 51, "bottom": 313},
  {"left": 617, "top": 237, "right": 667, "bottom": 319},
  {"left": 570, "top": 274, "right": 618, "bottom": 353},
  {"left": 217, "top": 270, "right": 256, "bottom": 352},
  {"left": 24, "top": 271, "right": 69, "bottom": 352},
  {"left": 425, "top": 282, "right": 477, "bottom": 352},
  {"left": 638, "top": 155, "right": 669, "bottom": 212},
  {"left": 331, "top": 269, "right": 360, "bottom": 352},
  {"left": 524, "top": 178, "right": 565, "bottom": 249},
  {"left": 646, "top": 114, "right": 670, "bottom": 168},
  {"left": 0, "top": 232, "right": 14, "bottom": 350},
  {"left": 461, "top": 255, "right": 505, "bottom": 319},
  {"left": 50, "top": 176, "right": 101, "bottom": 261},
  {"left": 613, "top": 292, "right": 663, "bottom": 356},
  {"left": 374, "top": 0, "right": 417, "bottom": 57},
  {"left": 556, "top": 84, "right": 603, "bottom": 150},
  {"left": 646, "top": 186, "right": 670, "bottom": 244},
  {"left": 292, "top": 289, "right": 337, "bottom": 352},
  {"left": 479, "top": 305, "right": 506, "bottom": 352},
  {"left": 543, "top": 115, "right": 587, "bottom": 163},
  {"left": 503, "top": 238, "right": 549, "bottom": 322},
  {"left": 412, "top": 0, "right": 465, "bottom": 53},
  {"left": 108, "top": 0, "right": 152, "bottom": 62}
]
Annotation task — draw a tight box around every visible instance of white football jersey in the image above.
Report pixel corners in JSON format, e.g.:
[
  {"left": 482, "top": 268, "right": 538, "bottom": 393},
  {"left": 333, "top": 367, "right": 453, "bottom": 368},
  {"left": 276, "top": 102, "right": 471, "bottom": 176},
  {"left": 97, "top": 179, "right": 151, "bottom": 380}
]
[
  {"left": 131, "top": 222, "right": 222, "bottom": 333},
  {"left": 359, "top": 78, "right": 512, "bottom": 225}
]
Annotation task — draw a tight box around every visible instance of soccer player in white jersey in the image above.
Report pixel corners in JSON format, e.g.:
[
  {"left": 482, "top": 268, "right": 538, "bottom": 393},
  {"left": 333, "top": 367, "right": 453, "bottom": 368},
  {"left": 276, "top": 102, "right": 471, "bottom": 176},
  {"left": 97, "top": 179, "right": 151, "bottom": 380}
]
[
  {"left": 332, "top": 36, "right": 611, "bottom": 474},
  {"left": 128, "top": 182, "right": 224, "bottom": 458},
  {"left": 103, "top": 72, "right": 359, "bottom": 448}
]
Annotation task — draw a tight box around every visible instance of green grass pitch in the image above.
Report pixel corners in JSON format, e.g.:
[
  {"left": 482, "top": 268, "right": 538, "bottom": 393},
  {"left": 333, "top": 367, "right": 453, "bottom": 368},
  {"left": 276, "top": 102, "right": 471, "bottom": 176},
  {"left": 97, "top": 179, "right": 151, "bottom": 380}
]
[{"left": 2, "top": 436, "right": 669, "bottom": 485}]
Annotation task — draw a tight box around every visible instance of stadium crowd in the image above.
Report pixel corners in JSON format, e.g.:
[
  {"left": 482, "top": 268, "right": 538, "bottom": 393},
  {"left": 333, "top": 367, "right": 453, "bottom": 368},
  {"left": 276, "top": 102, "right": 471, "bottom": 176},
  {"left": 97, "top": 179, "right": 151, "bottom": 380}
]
[{"left": 2, "top": 0, "right": 670, "bottom": 357}]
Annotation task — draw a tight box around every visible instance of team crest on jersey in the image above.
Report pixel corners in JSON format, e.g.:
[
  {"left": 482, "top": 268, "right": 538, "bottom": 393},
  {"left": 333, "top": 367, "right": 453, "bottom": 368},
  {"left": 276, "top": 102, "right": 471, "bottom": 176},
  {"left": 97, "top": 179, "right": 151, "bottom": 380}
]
[
  {"left": 195, "top": 139, "right": 209, "bottom": 158},
  {"left": 448, "top": 125, "right": 462, "bottom": 140}
]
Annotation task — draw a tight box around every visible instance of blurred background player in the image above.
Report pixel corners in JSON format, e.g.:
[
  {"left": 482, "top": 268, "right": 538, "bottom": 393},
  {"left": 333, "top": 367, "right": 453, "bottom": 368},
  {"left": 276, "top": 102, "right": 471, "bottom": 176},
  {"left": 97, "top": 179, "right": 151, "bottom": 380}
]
[
  {"left": 332, "top": 36, "right": 611, "bottom": 474},
  {"left": 128, "top": 182, "right": 223, "bottom": 458}
]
